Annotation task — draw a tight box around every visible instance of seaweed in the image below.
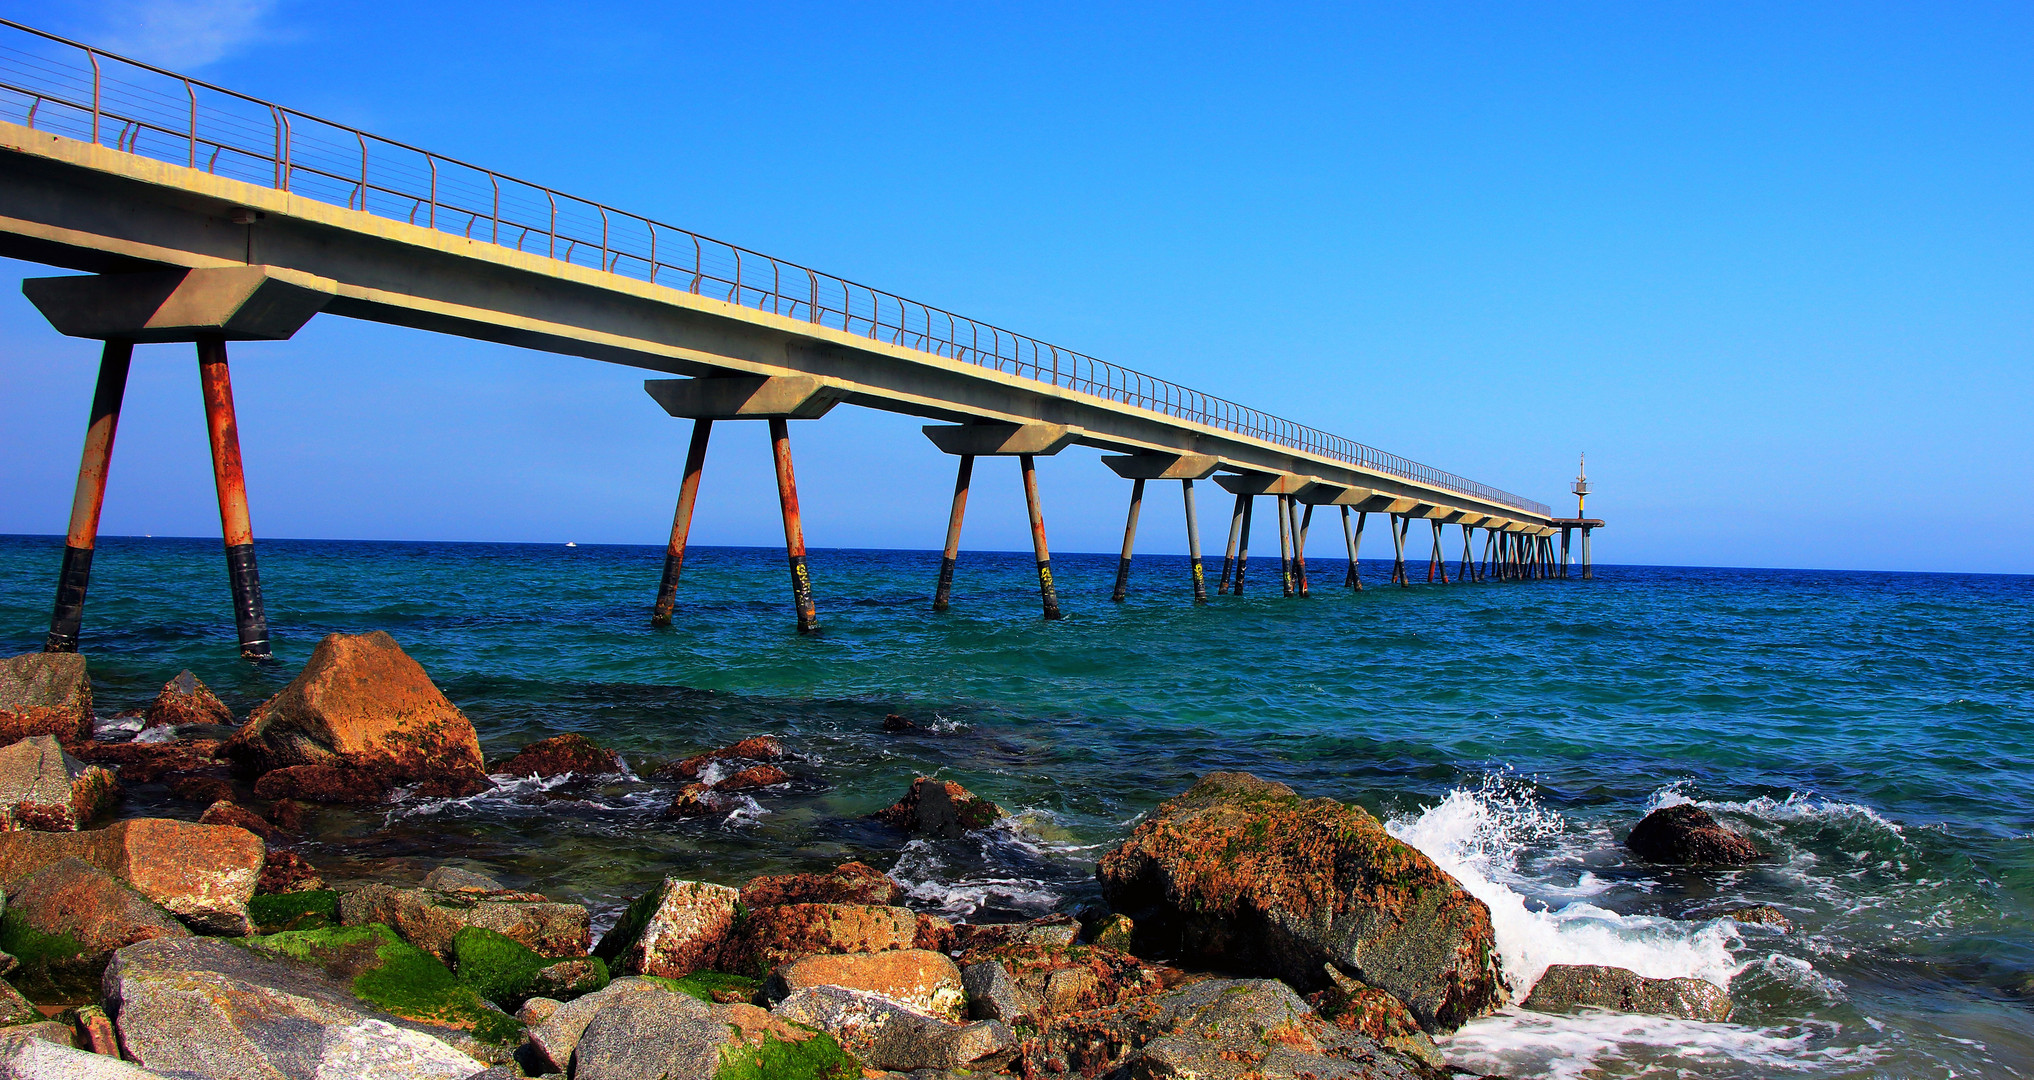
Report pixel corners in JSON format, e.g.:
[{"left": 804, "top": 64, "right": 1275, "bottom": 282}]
[
  {"left": 646, "top": 970, "right": 762, "bottom": 1004},
  {"left": 0, "top": 911, "right": 97, "bottom": 1004},
  {"left": 247, "top": 889, "right": 339, "bottom": 933},
  {"left": 715, "top": 1030, "right": 860, "bottom": 1080},
  {"left": 243, "top": 923, "right": 523, "bottom": 1045},
  {"left": 451, "top": 925, "right": 548, "bottom": 1008}
]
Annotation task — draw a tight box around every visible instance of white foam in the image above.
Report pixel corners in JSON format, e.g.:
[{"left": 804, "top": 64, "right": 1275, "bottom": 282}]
[
  {"left": 888, "top": 812, "right": 1087, "bottom": 919},
  {"left": 1441, "top": 1008, "right": 1880, "bottom": 1080}
]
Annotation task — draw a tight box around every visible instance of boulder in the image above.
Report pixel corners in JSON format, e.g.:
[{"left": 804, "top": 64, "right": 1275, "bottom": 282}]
[
  {"left": 569, "top": 986, "right": 731, "bottom": 1080},
  {"left": 663, "top": 783, "right": 732, "bottom": 819},
  {"left": 0, "top": 1020, "right": 73, "bottom": 1047},
  {"left": 422, "top": 866, "right": 509, "bottom": 895},
  {"left": 874, "top": 777, "right": 1006, "bottom": 839},
  {"left": 0, "top": 736, "right": 116, "bottom": 832},
  {"left": 142, "top": 671, "right": 232, "bottom": 730},
  {"left": 961, "top": 960, "right": 1043, "bottom": 1024},
  {"left": 722, "top": 903, "right": 953, "bottom": 977},
  {"left": 251, "top": 762, "right": 395, "bottom": 804},
  {"left": 1725, "top": 904, "right": 1793, "bottom": 932},
  {"left": 0, "top": 980, "right": 39, "bottom": 1026},
  {"left": 1091, "top": 911, "right": 1135, "bottom": 951},
  {"left": 741, "top": 861, "right": 903, "bottom": 908},
  {"left": 165, "top": 775, "right": 233, "bottom": 805},
  {"left": 491, "top": 733, "right": 622, "bottom": 779},
  {"left": 652, "top": 735, "right": 786, "bottom": 782},
  {"left": 198, "top": 799, "right": 278, "bottom": 840},
  {"left": 0, "top": 655, "right": 92, "bottom": 750},
  {"left": 71, "top": 740, "right": 221, "bottom": 785},
  {"left": 338, "top": 883, "right": 589, "bottom": 962},
  {"left": 1521, "top": 963, "right": 1733, "bottom": 1022},
  {"left": 715, "top": 764, "right": 790, "bottom": 792},
  {"left": 0, "top": 1031, "right": 191, "bottom": 1079},
  {"left": 238, "top": 924, "right": 522, "bottom": 1045},
  {"left": 0, "top": 818, "right": 263, "bottom": 935},
  {"left": 523, "top": 977, "right": 674, "bottom": 1072},
  {"left": 530, "top": 957, "right": 609, "bottom": 1000},
  {"left": 947, "top": 917, "right": 1174, "bottom": 1022},
  {"left": 452, "top": 925, "right": 606, "bottom": 1010},
  {"left": 1308, "top": 963, "right": 1446, "bottom": 1072},
  {"left": 772, "top": 984, "right": 1013, "bottom": 1072},
  {"left": 1, "top": 858, "right": 189, "bottom": 1002},
  {"left": 223, "top": 631, "right": 489, "bottom": 797},
  {"left": 1626, "top": 803, "right": 1762, "bottom": 865},
  {"left": 593, "top": 878, "right": 738, "bottom": 978},
  {"left": 1097, "top": 772, "right": 1506, "bottom": 1033},
  {"left": 105, "top": 936, "right": 496, "bottom": 1078},
  {"left": 255, "top": 850, "right": 324, "bottom": 895},
  {"left": 766, "top": 949, "right": 965, "bottom": 1020},
  {"left": 74, "top": 1003, "right": 118, "bottom": 1055}
]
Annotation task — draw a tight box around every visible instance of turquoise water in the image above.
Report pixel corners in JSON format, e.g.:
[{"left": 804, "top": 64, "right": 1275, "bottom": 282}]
[{"left": 2, "top": 533, "right": 2031, "bottom": 1078}]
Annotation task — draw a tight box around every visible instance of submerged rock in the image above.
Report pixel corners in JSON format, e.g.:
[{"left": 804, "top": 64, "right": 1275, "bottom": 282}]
[
  {"left": 71, "top": 739, "right": 222, "bottom": 785},
  {"left": 742, "top": 861, "right": 903, "bottom": 908},
  {"left": 765, "top": 948, "right": 966, "bottom": 1021},
  {"left": 1627, "top": 803, "right": 1763, "bottom": 866},
  {"left": 715, "top": 763, "right": 791, "bottom": 792},
  {"left": 1097, "top": 771, "right": 1506, "bottom": 1033},
  {"left": 652, "top": 735, "right": 787, "bottom": 782},
  {"left": 0, "top": 735, "right": 116, "bottom": 832},
  {"left": 2, "top": 857, "right": 189, "bottom": 1002},
  {"left": 142, "top": 670, "right": 233, "bottom": 730},
  {"left": 1521, "top": 963, "right": 1733, "bottom": 1022},
  {"left": 873, "top": 777, "right": 1007, "bottom": 839},
  {"left": 224, "top": 631, "right": 489, "bottom": 798},
  {"left": 1724, "top": 904, "right": 1793, "bottom": 932},
  {"left": 0, "top": 817, "right": 263, "bottom": 935},
  {"left": 593, "top": 878, "right": 739, "bottom": 978},
  {"left": 338, "top": 882, "right": 590, "bottom": 962},
  {"left": 165, "top": 774, "right": 233, "bottom": 805},
  {"left": 491, "top": 733, "right": 622, "bottom": 779},
  {"left": 0, "top": 655, "right": 92, "bottom": 751},
  {"left": 198, "top": 798, "right": 279, "bottom": 840}
]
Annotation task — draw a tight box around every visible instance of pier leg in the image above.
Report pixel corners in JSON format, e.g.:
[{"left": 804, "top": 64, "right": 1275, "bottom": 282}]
[
  {"left": 1341, "top": 507, "right": 1363, "bottom": 590},
  {"left": 1582, "top": 526, "right": 1593, "bottom": 579},
  {"left": 1389, "top": 514, "right": 1409, "bottom": 586},
  {"left": 1112, "top": 478, "right": 1145, "bottom": 602},
  {"left": 768, "top": 417, "right": 819, "bottom": 634},
  {"left": 197, "top": 337, "right": 272, "bottom": 660},
  {"left": 1276, "top": 494, "right": 1294, "bottom": 597},
  {"left": 1460, "top": 525, "right": 1474, "bottom": 583},
  {"left": 933, "top": 454, "right": 974, "bottom": 611},
  {"left": 1431, "top": 521, "right": 1450, "bottom": 585},
  {"left": 651, "top": 418, "right": 713, "bottom": 626},
  {"left": 1182, "top": 479, "right": 1207, "bottom": 603},
  {"left": 1295, "top": 502, "right": 1312, "bottom": 597},
  {"left": 44, "top": 340, "right": 133, "bottom": 654},
  {"left": 1020, "top": 454, "right": 1063, "bottom": 619},
  {"left": 1481, "top": 530, "right": 1494, "bottom": 582},
  {"left": 1218, "top": 493, "right": 1245, "bottom": 594},
  {"left": 1235, "top": 497, "right": 1253, "bottom": 595},
  {"left": 1560, "top": 527, "right": 1571, "bottom": 579}
]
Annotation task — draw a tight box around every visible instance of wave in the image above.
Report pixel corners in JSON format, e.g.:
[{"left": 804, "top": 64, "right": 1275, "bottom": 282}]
[
  {"left": 1441, "top": 1009, "right": 1880, "bottom": 1080},
  {"left": 888, "top": 809, "right": 1096, "bottom": 920}
]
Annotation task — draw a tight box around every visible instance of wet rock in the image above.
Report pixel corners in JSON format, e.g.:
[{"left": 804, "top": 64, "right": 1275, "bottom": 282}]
[
  {"left": 224, "top": 631, "right": 490, "bottom": 797},
  {"left": 874, "top": 777, "right": 1007, "bottom": 839},
  {"left": 250, "top": 761, "right": 393, "bottom": 804},
  {"left": 593, "top": 878, "right": 738, "bottom": 977},
  {"left": 742, "top": 861, "right": 903, "bottom": 908},
  {"left": 0, "top": 818, "right": 263, "bottom": 935},
  {"left": 524, "top": 977, "right": 673, "bottom": 1072},
  {"left": 881, "top": 713, "right": 916, "bottom": 732},
  {"left": 961, "top": 960, "right": 1042, "bottom": 1024},
  {"left": 766, "top": 948, "right": 966, "bottom": 1020},
  {"left": 1308, "top": 963, "right": 1447, "bottom": 1072},
  {"left": 0, "top": 736, "right": 116, "bottom": 832},
  {"left": 1724, "top": 904, "right": 1793, "bottom": 932},
  {"left": 106, "top": 936, "right": 497, "bottom": 1077},
  {"left": 1091, "top": 912, "right": 1136, "bottom": 951},
  {"left": 198, "top": 798, "right": 279, "bottom": 840},
  {"left": 0, "top": 980, "right": 39, "bottom": 1025},
  {"left": 424, "top": 866, "right": 506, "bottom": 894},
  {"left": 73, "top": 1003, "right": 118, "bottom": 1055},
  {"left": 715, "top": 763, "right": 791, "bottom": 792},
  {"left": 339, "top": 882, "right": 590, "bottom": 962},
  {"left": 652, "top": 735, "right": 787, "bottom": 782},
  {"left": 0, "top": 654, "right": 92, "bottom": 750},
  {"left": 1098, "top": 771, "right": 1506, "bottom": 1032},
  {"left": 491, "top": 733, "right": 622, "bottom": 779},
  {"left": 142, "top": 671, "right": 232, "bottom": 730},
  {"left": 0, "top": 1031, "right": 188, "bottom": 1079},
  {"left": 570, "top": 987, "right": 729, "bottom": 1080},
  {"left": 1626, "top": 803, "right": 1763, "bottom": 866},
  {"left": 73, "top": 740, "right": 221, "bottom": 785},
  {"left": 722, "top": 903, "right": 953, "bottom": 977},
  {"left": 951, "top": 918, "right": 1175, "bottom": 1021},
  {"left": 662, "top": 783, "right": 731, "bottom": 819},
  {"left": 164, "top": 774, "right": 232, "bottom": 804},
  {"left": 2, "top": 857, "right": 189, "bottom": 1002},
  {"left": 773, "top": 984, "right": 1014, "bottom": 1072},
  {"left": 1521, "top": 963, "right": 1733, "bottom": 1022},
  {"left": 529, "top": 957, "right": 609, "bottom": 1000},
  {"left": 255, "top": 849, "right": 325, "bottom": 895}
]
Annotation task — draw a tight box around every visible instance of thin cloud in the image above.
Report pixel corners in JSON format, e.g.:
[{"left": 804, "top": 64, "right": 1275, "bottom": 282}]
[{"left": 87, "top": 0, "right": 279, "bottom": 68}]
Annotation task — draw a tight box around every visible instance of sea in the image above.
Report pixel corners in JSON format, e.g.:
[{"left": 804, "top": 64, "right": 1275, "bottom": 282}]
[{"left": 1, "top": 532, "right": 2030, "bottom": 1079}]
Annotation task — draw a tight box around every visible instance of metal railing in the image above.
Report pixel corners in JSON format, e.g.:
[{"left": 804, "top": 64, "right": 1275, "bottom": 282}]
[{"left": 0, "top": 19, "right": 1550, "bottom": 517}]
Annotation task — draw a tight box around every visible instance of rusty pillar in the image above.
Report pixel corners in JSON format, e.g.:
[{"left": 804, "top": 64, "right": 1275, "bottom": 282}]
[
  {"left": 932, "top": 454, "right": 974, "bottom": 612},
  {"left": 1182, "top": 479, "right": 1207, "bottom": 604},
  {"left": 1111, "top": 477, "right": 1145, "bottom": 602},
  {"left": 1019, "top": 454, "right": 1063, "bottom": 620},
  {"left": 1234, "top": 496, "right": 1254, "bottom": 595},
  {"left": 768, "top": 417, "right": 819, "bottom": 634},
  {"left": 1294, "top": 500, "right": 1312, "bottom": 598},
  {"left": 1276, "top": 494, "right": 1294, "bottom": 597},
  {"left": 44, "top": 340, "right": 133, "bottom": 654},
  {"left": 651, "top": 418, "right": 713, "bottom": 626},
  {"left": 196, "top": 337, "right": 272, "bottom": 660}
]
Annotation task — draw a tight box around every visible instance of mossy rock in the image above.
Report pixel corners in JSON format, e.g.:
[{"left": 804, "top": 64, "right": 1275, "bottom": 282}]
[
  {"left": 450, "top": 925, "right": 608, "bottom": 1008},
  {"left": 248, "top": 890, "right": 339, "bottom": 933},
  {"left": 242, "top": 923, "right": 522, "bottom": 1045},
  {"left": 0, "top": 912, "right": 98, "bottom": 1004},
  {"left": 644, "top": 970, "right": 761, "bottom": 1004},
  {"left": 716, "top": 1030, "right": 859, "bottom": 1080}
]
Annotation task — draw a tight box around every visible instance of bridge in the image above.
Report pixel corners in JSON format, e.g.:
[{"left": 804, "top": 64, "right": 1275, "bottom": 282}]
[{"left": 0, "top": 20, "right": 1598, "bottom": 657}]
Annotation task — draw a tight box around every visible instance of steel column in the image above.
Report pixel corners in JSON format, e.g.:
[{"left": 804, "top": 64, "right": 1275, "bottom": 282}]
[
  {"left": 1345, "top": 509, "right": 1366, "bottom": 590},
  {"left": 768, "top": 417, "right": 819, "bottom": 633},
  {"left": 1235, "top": 496, "right": 1254, "bottom": 595},
  {"left": 651, "top": 417, "right": 712, "bottom": 626},
  {"left": 1218, "top": 492, "right": 1245, "bottom": 594},
  {"left": 1182, "top": 479, "right": 1207, "bottom": 603},
  {"left": 1560, "top": 526, "right": 1572, "bottom": 579},
  {"left": 1019, "top": 454, "right": 1063, "bottom": 619},
  {"left": 1459, "top": 525, "right": 1475, "bottom": 583},
  {"left": 1276, "top": 494, "right": 1294, "bottom": 597},
  {"left": 1294, "top": 501, "right": 1312, "bottom": 598},
  {"left": 196, "top": 337, "right": 272, "bottom": 660},
  {"left": 1583, "top": 526, "right": 1593, "bottom": 579},
  {"left": 44, "top": 340, "right": 132, "bottom": 654},
  {"left": 1389, "top": 514, "right": 1409, "bottom": 586},
  {"left": 932, "top": 454, "right": 973, "bottom": 611},
  {"left": 1111, "top": 477, "right": 1145, "bottom": 602}
]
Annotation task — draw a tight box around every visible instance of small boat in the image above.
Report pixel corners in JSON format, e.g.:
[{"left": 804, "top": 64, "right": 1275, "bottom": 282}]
[{"left": 565, "top": 542, "right": 577, "bottom": 548}]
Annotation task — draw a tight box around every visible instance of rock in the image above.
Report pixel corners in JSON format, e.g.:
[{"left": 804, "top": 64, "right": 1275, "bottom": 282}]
[
  {"left": 247, "top": 889, "right": 340, "bottom": 933},
  {"left": 423, "top": 866, "right": 506, "bottom": 894},
  {"left": 766, "top": 949, "right": 965, "bottom": 1020},
  {"left": 73, "top": 1004, "right": 118, "bottom": 1055},
  {"left": 251, "top": 761, "right": 394, "bottom": 805},
  {"left": 255, "top": 849, "right": 324, "bottom": 895},
  {"left": 881, "top": 713, "right": 915, "bottom": 732},
  {"left": 741, "top": 861, "right": 903, "bottom": 908},
  {"left": 961, "top": 960, "right": 1043, "bottom": 1024},
  {"left": 0, "top": 654, "right": 92, "bottom": 750},
  {"left": 1091, "top": 912, "right": 1135, "bottom": 952},
  {"left": 238, "top": 924, "right": 523, "bottom": 1045},
  {"left": 1626, "top": 803, "right": 1763, "bottom": 866},
  {"left": 523, "top": 977, "right": 674, "bottom": 1072},
  {"left": 1521, "top": 963, "right": 1732, "bottom": 1022},
  {"left": 529, "top": 957, "right": 609, "bottom": 1000},
  {"left": 267, "top": 798, "right": 307, "bottom": 832},
  {"left": 569, "top": 987, "right": 729, "bottom": 1080},
  {"left": 715, "top": 764, "right": 791, "bottom": 792},
  {"left": 1725, "top": 905, "right": 1793, "bottom": 932},
  {"left": 339, "top": 883, "right": 590, "bottom": 962},
  {"left": 663, "top": 783, "right": 731, "bottom": 819},
  {"left": 0, "top": 1032, "right": 190, "bottom": 1079},
  {"left": 1098, "top": 771, "right": 1506, "bottom": 1032},
  {"left": 452, "top": 925, "right": 606, "bottom": 1009},
  {"left": 142, "top": 671, "right": 232, "bottom": 730},
  {"left": 874, "top": 777, "right": 1006, "bottom": 839},
  {"left": 516, "top": 995, "right": 561, "bottom": 1026},
  {"left": 73, "top": 741, "right": 221, "bottom": 785},
  {"left": 198, "top": 798, "right": 279, "bottom": 839},
  {"left": 223, "top": 631, "right": 489, "bottom": 797},
  {"left": 1309, "top": 964, "right": 1447, "bottom": 1072},
  {"left": 2, "top": 858, "right": 189, "bottom": 1002},
  {"left": 950, "top": 919, "right": 1175, "bottom": 1022},
  {"left": 0, "top": 818, "right": 263, "bottom": 935},
  {"left": 165, "top": 775, "right": 232, "bottom": 805},
  {"left": 0, "top": 1020, "right": 72, "bottom": 1047},
  {"left": 652, "top": 735, "right": 787, "bottom": 782},
  {"left": 722, "top": 903, "right": 953, "bottom": 977},
  {"left": 0, "top": 980, "right": 38, "bottom": 1025},
  {"left": 492, "top": 733, "right": 622, "bottom": 779},
  {"left": 105, "top": 936, "right": 497, "bottom": 1077},
  {"left": 772, "top": 984, "right": 1013, "bottom": 1072},
  {"left": 593, "top": 878, "right": 738, "bottom": 977},
  {"left": 0, "top": 736, "right": 116, "bottom": 832}
]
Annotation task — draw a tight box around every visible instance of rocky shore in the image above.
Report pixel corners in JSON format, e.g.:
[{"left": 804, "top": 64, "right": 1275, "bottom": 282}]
[{"left": 0, "top": 635, "right": 1762, "bottom": 1079}]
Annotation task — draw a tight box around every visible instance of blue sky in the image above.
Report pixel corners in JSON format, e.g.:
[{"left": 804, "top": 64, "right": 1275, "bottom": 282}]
[{"left": 2, "top": 1, "right": 2029, "bottom": 572}]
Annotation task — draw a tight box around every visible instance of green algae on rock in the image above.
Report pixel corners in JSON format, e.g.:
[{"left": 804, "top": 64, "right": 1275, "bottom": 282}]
[
  {"left": 248, "top": 888, "right": 339, "bottom": 932},
  {"left": 715, "top": 1029, "right": 860, "bottom": 1080},
  {"left": 453, "top": 924, "right": 609, "bottom": 1008},
  {"left": 649, "top": 970, "right": 762, "bottom": 1004},
  {"left": 242, "top": 922, "right": 523, "bottom": 1044}
]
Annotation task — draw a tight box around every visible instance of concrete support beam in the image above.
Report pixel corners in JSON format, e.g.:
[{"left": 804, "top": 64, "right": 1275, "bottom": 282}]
[
  {"left": 1360, "top": 495, "right": 1421, "bottom": 514},
  {"left": 24, "top": 266, "right": 331, "bottom": 342},
  {"left": 1295, "top": 481, "right": 1378, "bottom": 506},
  {"left": 1213, "top": 471, "right": 1309, "bottom": 496},
  {"left": 645, "top": 375, "right": 844, "bottom": 420},
  {"left": 1101, "top": 452, "right": 1218, "bottom": 480},
  {"left": 924, "top": 422, "right": 1075, "bottom": 457}
]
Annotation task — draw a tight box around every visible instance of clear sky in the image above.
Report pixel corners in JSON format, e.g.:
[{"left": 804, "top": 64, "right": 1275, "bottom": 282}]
[{"left": 2, "top": 1, "right": 2029, "bottom": 572}]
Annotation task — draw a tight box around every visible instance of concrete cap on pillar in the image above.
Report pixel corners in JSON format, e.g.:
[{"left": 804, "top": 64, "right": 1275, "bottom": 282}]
[
  {"left": 1355, "top": 495, "right": 1422, "bottom": 514},
  {"left": 1294, "top": 481, "right": 1378, "bottom": 505},
  {"left": 1101, "top": 452, "right": 1219, "bottom": 480},
  {"left": 923, "top": 422, "right": 1075, "bottom": 456},
  {"left": 645, "top": 375, "right": 844, "bottom": 419},
  {"left": 1212, "top": 470, "right": 1309, "bottom": 495},
  {"left": 23, "top": 265, "right": 334, "bottom": 342}
]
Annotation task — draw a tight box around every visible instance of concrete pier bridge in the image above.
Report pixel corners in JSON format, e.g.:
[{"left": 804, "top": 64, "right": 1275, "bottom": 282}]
[{"left": 0, "top": 21, "right": 1600, "bottom": 657}]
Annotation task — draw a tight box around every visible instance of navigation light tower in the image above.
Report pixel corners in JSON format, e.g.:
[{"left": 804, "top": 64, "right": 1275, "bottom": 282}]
[{"left": 1571, "top": 453, "right": 1590, "bottom": 519}]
